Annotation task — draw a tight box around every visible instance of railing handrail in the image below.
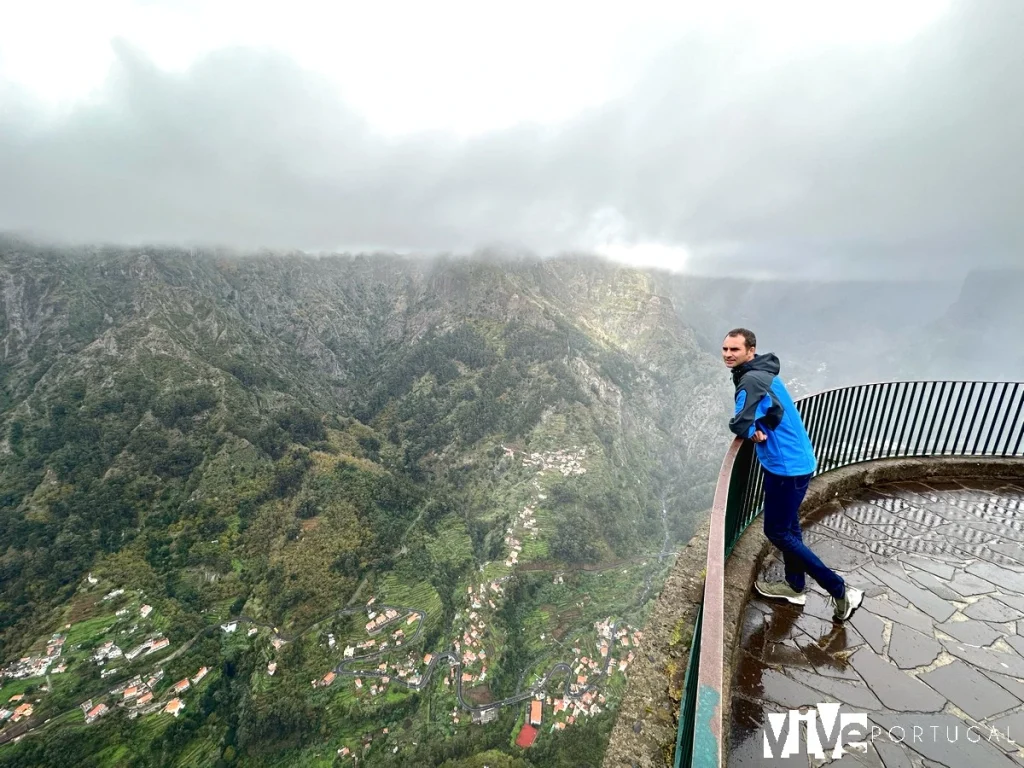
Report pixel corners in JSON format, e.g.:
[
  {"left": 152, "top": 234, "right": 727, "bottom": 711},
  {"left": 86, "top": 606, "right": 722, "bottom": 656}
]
[
  {"left": 689, "top": 437, "right": 743, "bottom": 766},
  {"left": 674, "top": 379, "right": 1024, "bottom": 768},
  {"left": 793, "top": 378, "right": 1024, "bottom": 400}
]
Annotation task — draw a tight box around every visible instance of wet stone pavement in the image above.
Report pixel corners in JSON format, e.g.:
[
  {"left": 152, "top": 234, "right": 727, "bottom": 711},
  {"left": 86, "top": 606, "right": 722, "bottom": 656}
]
[{"left": 729, "top": 478, "right": 1024, "bottom": 767}]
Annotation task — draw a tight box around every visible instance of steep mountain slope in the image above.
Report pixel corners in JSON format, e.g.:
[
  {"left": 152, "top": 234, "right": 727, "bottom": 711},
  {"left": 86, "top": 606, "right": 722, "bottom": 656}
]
[{"left": 0, "top": 240, "right": 730, "bottom": 767}]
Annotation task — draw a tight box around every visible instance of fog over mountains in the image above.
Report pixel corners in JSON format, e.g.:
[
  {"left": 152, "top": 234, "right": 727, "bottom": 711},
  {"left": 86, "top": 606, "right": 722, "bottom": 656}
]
[{"left": 2, "top": 2, "right": 1022, "bottom": 280}]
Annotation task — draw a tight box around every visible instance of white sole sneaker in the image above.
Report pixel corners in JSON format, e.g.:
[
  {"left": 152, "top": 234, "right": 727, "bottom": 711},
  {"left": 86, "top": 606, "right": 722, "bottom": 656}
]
[
  {"left": 754, "top": 581, "right": 807, "bottom": 605},
  {"left": 833, "top": 586, "right": 864, "bottom": 621}
]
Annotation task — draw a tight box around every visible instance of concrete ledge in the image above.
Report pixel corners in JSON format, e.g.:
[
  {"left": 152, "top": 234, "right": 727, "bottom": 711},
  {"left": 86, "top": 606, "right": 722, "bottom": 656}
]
[{"left": 605, "top": 456, "right": 1024, "bottom": 768}]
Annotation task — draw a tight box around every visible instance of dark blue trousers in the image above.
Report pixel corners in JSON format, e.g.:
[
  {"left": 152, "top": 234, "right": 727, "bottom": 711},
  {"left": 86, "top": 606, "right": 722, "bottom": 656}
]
[{"left": 762, "top": 470, "right": 845, "bottom": 599}]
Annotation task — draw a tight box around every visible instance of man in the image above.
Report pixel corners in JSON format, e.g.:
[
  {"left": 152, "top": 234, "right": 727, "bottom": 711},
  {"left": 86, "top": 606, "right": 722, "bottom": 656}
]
[{"left": 722, "top": 328, "right": 863, "bottom": 621}]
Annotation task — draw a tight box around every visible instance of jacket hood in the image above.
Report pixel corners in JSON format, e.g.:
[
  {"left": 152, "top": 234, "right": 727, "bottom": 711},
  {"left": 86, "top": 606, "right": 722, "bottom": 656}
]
[{"left": 732, "top": 353, "right": 780, "bottom": 384}]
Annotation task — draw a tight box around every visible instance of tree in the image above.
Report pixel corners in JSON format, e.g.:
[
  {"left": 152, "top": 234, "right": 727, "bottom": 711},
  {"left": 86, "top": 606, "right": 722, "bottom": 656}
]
[{"left": 551, "top": 510, "right": 600, "bottom": 563}]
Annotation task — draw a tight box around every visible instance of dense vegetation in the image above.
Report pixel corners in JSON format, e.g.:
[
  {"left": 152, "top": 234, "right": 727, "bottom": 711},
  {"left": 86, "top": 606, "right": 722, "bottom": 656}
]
[{"left": 0, "top": 240, "right": 728, "bottom": 766}]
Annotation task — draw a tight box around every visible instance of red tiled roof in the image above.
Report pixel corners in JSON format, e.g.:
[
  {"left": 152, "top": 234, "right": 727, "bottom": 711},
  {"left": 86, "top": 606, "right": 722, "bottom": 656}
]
[
  {"left": 515, "top": 724, "right": 538, "bottom": 748},
  {"left": 529, "top": 700, "right": 542, "bottom": 725}
]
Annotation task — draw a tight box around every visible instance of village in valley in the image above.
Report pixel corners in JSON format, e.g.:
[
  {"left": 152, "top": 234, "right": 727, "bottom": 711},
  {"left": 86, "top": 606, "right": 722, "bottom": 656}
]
[
  {"left": 0, "top": 576, "right": 227, "bottom": 739},
  {"left": 0, "top": 444, "right": 663, "bottom": 761}
]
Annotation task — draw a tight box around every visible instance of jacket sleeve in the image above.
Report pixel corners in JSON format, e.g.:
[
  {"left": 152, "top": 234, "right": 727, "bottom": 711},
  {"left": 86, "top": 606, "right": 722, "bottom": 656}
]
[{"left": 730, "top": 381, "right": 767, "bottom": 438}]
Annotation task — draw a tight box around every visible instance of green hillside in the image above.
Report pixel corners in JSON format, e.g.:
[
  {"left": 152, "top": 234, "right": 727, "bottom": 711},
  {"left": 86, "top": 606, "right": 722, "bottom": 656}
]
[{"left": 0, "top": 240, "right": 729, "bottom": 767}]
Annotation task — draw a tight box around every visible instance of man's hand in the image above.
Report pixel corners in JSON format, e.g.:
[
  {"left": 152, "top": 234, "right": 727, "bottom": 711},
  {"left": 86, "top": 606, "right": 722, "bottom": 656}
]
[{"left": 752, "top": 430, "right": 768, "bottom": 443}]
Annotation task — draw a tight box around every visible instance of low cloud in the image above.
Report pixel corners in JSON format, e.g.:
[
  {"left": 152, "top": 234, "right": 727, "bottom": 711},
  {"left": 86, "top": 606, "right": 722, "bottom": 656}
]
[{"left": 1, "top": 1, "right": 1021, "bottom": 278}]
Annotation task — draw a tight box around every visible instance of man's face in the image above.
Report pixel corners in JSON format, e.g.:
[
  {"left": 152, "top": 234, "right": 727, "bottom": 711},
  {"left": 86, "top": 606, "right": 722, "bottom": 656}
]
[{"left": 722, "top": 335, "right": 755, "bottom": 369}]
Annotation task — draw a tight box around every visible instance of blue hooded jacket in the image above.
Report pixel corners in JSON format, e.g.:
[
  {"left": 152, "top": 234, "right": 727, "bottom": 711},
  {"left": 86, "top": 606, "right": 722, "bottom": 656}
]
[{"left": 729, "top": 353, "right": 817, "bottom": 477}]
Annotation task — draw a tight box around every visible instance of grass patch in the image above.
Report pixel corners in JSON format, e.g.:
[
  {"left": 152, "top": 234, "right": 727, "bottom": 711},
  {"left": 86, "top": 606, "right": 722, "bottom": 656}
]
[{"left": 65, "top": 614, "right": 118, "bottom": 647}]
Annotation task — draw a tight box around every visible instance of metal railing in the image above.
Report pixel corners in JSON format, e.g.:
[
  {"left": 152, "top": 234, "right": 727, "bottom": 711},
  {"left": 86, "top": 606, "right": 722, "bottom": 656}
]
[{"left": 674, "top": 380, "right": 1024, "bottom": 768}]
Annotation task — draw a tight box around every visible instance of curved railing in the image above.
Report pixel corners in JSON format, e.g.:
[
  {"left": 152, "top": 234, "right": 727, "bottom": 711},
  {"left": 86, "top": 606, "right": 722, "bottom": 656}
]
[{"left": 674, "top": 380, "right": 1024, "bottom": 768}]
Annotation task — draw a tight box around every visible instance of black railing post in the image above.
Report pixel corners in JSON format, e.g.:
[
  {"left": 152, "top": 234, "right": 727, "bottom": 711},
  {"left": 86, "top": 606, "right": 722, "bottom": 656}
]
[
  {"left": 920, "top": 381, "right": 948, "bottom": 455},
  {"left": 865, "top": 383, "right": 893, "bottom": 463},
  {"left": 940, "top": 382, "right": 968, "bottom": 454},
  {"left": 894, "top": 381, "right": 920, "bottom": 457},
  {"left": 883, "top": 383, "right": 910, "bottom": 458},
  {"left": 951, "top": 382, "right": 979, "bottom": 454},
  {"left": 972, "top": 383, "right": 999, "bottom": 456},
  {"left": 979, "top": 383, "right": 1010, "bottom": 456},
  {"left": 996, "top": 384, "right": 1024, "bottom": 455}
]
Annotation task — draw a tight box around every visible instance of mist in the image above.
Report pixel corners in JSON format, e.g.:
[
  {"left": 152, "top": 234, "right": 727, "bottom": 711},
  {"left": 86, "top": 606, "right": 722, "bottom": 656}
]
[{"left": 1, "top": 1, "right": 1021, "bottom": 280}]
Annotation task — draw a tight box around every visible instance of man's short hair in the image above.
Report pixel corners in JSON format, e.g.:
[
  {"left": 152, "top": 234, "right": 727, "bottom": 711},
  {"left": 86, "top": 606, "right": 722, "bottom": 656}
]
[{"left": 725, "top": 328, "right": 756, "bottom": 349}]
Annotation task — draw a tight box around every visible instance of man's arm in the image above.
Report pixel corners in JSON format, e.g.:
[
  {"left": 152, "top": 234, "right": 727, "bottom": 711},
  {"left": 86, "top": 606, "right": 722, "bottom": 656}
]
[{"left": 729, "top": 379, "right": 771, "bottom": 439}]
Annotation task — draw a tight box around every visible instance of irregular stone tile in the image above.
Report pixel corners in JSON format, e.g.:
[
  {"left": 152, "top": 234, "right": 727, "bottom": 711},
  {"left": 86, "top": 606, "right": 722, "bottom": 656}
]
[
  {"left": 863, "top": 584, "right": 888, "bottom": 599},
  {"left": 795, "top": 637, "right": 860, "bottom": 680},
  {"left": 730, "top": 694, "right": 765, "bottom": 732},
  {"left": 807, "top": 537, "right": 876, "bottom": 571},
  {"left": 765, "top": 609, "right": 806, "bottom": 643},
  {"left": 922, "top": 502, "right": 986, "bottom": 525},
  {"left": 935, "top": 619, "right": 1002, "bottom": 646},
  {"left": 919, "top": 660, "right": 1020, "bottom": 720},
  {"left": 964, "top": 479, "right": 1012, "bottom": 492},
  {"left": 870, "top": 713, "right": 1018, "bottom": 767},
  {"left": 940, "top": 638, "right": 1024, "bottom": 677},
  {"left": 968, "top": 561, "right": 1024, "bottom": 594},
  {"left": 870, "top": 559, "right": 914, "bottom": 580},
  {"left": 886, "top": 591, "right": 910, "bottom": 608},
  {"left": 906, "top": 570, "right": 963, "bottom": 601},
  {"left": 802, "top": 591, "right": 841, "bottom": 623},
  {"left": 873, "top": 739, "right": 916, "bottom": 768},
  {"left": 863, "top": 564, "right": 956, "bottom": 622},
  {"left": 859, "top": 568, "right": 885, "bottom": 587},
  {"left": 994, "top": 592, "right": 1024, "bottom": 613},
  {"left": 734, "top": 652, "right": 771, "bottom": 697},
  {"left": 987, "top": 710, "right": 1024, "bottom": 753},
  {"left": 784, "top": 667, "right": 883, "bottom": 710},
  {"left": 850, "top": 648, "right": 946, "bottom": 712},
  {"left": 764, "top": 641, "right": 816, "bottom": 668},
  {"left": 968, "top": 521, "right": 1024, "bottom": 545},
  {"left": 985, "top": 540, "right": 1024, "bottom": 567},
  {"left": 965, "top": 597, "right": 1024, "bottom": 623},
  {"left": 887, "top": 481, "right": 938, "bottom": 495},
  {"left": 760, "top": 667, "right": 830, "bottom": 709},
  {"left": 846, "top": 744, "right": 886, "bottom": 767},
  {"left": 932, "top": 524, "right": 999, "bottom": 548},
  {"left": 981, "top": 669, "right": 1024, "bottom": 701},
  {"left": 922, "top": 480, "right": 966, "bottom": 491},
  {"left": 863, "top": 596, "right": 934, "bottom": 634},
  {"left": 850, "top": 607, "right": 887, "bottom": 655},
  {"left": 819, "top": 622, "right": 867, "bottom": 655},
  {"left": 976, "top": 548, "right": 1024, "bottom": 570},
  {"left": 793, "top": 612, "right": 839, "bottom": 643},
  {"left": 1003, "top": 634, "right": 1024, "bottom": 658},
  {"left": 899, "top": 554, "right": 963, "bottom": 579},
  {"left": 888, "top": 624, "right": 941, "bottom": 670}
]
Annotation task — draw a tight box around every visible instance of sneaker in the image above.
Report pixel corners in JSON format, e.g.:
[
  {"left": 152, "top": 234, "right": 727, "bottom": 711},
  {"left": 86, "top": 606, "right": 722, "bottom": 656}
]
[
  {"left": 754, "top": 580, "right": 806, "bottom": 605},
  {"left": 832, "top": 586, "right": 864, "bottom": 621}
]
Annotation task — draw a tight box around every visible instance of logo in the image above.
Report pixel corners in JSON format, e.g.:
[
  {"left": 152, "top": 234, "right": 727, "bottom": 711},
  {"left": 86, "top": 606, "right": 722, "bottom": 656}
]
[{"left": 763, "top": 703, "right": 867, "bottom": 759}]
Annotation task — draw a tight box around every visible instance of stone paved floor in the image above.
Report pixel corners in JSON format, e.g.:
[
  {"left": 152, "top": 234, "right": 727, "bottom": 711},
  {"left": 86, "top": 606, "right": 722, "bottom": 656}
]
[{"left": 729, "top": 478, "right": 1024, "bottom": 767}]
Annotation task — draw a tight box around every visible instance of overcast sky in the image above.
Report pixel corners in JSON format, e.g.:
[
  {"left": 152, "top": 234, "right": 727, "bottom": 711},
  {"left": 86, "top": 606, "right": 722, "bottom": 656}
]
[{"left": 1, "top": 0, "right": 1021, "bottom": 278}]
